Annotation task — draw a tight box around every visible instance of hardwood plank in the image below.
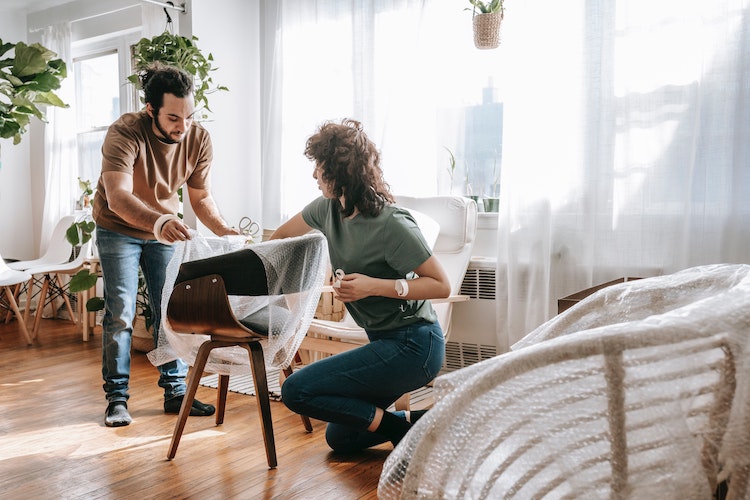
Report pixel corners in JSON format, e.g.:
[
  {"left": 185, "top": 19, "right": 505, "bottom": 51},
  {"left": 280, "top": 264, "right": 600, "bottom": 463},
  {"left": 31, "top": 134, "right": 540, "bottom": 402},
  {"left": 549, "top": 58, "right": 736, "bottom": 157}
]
[{"left": 0, "top": 318, "right": 386, "bottom": 499}]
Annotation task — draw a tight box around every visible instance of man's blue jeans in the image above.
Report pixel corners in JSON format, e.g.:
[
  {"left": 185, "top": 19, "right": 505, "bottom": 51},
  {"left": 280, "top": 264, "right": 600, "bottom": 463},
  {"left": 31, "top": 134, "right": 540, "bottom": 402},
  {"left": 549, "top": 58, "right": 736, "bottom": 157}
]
[
  {"left": 96, "top": 226, "right": 187, "bottom": 403},
  {"left": 281, "top": 320, "right": 445, "bottom": 452}
]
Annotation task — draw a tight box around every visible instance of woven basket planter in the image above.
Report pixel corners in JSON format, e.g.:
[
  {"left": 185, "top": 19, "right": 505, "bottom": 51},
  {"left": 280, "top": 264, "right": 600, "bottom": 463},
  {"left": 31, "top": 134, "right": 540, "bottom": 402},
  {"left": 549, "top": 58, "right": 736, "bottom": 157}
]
[
  {"left": 132, "top": 317, "right": 154, "bottom": 353},
  {"left": 473, "top": 11, "right": 503, "bottom": 49}
]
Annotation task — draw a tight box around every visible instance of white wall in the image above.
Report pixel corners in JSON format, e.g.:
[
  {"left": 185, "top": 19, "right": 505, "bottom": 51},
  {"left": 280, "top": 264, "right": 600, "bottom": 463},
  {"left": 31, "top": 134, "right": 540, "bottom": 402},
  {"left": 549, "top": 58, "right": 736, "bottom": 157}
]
[{"left": 0, "top": 9, "right": 35, "bottom": 261}]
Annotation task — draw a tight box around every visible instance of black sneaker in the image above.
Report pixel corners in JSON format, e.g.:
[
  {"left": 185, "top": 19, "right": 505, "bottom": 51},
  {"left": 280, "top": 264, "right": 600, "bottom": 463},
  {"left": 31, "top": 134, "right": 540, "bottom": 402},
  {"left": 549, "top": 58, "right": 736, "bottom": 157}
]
[
  {"left": 164, "top": 396, "right": 216, "bottom": 416},
  {"left": 105, "top": 401, "right": 132, "bottom": 427}
]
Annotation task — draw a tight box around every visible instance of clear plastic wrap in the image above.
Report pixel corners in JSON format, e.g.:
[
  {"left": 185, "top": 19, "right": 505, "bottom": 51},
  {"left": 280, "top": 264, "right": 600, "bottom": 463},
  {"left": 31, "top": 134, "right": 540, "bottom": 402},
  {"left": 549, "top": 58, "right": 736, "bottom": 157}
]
[
  {"left": 147, "top": 231, "right": 328, "bottom": 375},
  {"left": 379, "top": 264, "right": 750, "bottom": 499}
]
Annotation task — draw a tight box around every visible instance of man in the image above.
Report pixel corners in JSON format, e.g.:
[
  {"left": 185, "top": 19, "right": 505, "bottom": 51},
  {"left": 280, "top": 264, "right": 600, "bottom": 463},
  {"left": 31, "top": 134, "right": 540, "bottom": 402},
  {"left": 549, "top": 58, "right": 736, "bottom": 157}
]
[{"left": 93, "top": 63, "right": 238, "bottom": 427}]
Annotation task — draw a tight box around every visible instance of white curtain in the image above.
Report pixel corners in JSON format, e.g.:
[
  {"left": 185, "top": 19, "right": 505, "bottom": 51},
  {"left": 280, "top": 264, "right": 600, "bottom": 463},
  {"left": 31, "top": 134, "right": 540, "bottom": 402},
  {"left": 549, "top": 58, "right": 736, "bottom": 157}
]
[
  {"left": 260, "top": 0, "right": 750, "bottom": 352},
  {"left": 498, "top": 0, "right": 750, "bottom": 347},
  {"left": 261, "top": 0, "right": 505, "bottom": 227},
  {"left": 40, "top": 22, "right": 77, "bottom": 253}
]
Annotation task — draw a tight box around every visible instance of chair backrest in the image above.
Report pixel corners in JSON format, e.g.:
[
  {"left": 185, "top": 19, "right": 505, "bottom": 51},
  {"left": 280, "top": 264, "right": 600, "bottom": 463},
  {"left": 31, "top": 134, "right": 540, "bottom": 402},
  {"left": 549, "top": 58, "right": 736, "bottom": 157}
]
[
  {"left": 379, "top": 272, "right": 750, "bottom": 499},
  {"left": 395, "top": 195, "right": 478, "bottom": 295},
  {"left": 395, "top": 195, "right": 478, "bottom": 337},
  {"left": 156, "top": 233, "right": 329, "bottom": 375},
  {"left": 8, "top": 215, "right": 77, "bottom": 271}
]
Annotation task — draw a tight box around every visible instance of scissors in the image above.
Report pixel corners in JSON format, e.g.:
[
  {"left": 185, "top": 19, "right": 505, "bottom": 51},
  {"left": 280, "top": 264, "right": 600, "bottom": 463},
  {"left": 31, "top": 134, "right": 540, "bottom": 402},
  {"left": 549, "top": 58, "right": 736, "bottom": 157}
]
[{"left": 238, "top": 216, "right": 260, "bottom": 239}]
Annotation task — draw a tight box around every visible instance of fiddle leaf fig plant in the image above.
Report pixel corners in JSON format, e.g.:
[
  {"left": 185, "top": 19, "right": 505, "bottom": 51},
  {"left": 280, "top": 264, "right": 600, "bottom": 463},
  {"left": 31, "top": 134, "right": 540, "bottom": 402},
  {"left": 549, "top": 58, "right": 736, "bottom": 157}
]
[
  {"left": 0, "top": 39, "right": 68, "bottom": 145},
  {"left": 128, "top": 31, "right": 228, "bottom": 117}
]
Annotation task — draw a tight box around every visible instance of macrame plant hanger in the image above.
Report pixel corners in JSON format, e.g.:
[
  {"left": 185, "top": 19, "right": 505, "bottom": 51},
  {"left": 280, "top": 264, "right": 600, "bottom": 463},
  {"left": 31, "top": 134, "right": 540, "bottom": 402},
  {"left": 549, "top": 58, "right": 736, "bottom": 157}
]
[{"left": 163, "top": 2, "right": 174, "bottom": 33}]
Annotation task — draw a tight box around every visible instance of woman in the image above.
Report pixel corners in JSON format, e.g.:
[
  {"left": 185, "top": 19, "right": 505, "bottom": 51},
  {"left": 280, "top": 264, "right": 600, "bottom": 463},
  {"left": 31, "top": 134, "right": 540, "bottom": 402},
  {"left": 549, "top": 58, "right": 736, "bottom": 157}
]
[{"left": 271, "top": 118, "right": 451, "bottom": 452}]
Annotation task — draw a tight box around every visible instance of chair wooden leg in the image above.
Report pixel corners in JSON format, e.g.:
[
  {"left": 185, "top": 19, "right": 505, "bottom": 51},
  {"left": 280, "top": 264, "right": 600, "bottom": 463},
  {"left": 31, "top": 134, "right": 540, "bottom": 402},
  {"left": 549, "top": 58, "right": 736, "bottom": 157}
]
[
  {"left": 394, "top": 393, "right": 411, "bottom": 412},
  {"left": 54, "top": 274, "right": 77, "bottom": 326},
  {"left": 245, "top": 342, "right": 278, "bottom": 469},
  {"left": 167, "top": 340, "right": 214, "bottom": 460},
  {"left": 4, "top": 287, "right": 32, "bottom": 345},
  {"left": 217, "top": 374, "right": 229, "bottom": 425},
  {"left": 31, "top": 276, "right": 51, "bottom": 341},
  {"left": 282, "top": 364, "right": 313, "bottom": 432},
  {"left": 23, "top": 278, "right": 34, "bottom": 326}
]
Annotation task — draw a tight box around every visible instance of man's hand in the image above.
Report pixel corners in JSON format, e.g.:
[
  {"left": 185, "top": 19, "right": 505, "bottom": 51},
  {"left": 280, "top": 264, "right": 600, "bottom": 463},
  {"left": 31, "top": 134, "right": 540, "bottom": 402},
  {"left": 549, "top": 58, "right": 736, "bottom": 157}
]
[{"left": 159, "top": 218, "right": 192, "bottom": 242}]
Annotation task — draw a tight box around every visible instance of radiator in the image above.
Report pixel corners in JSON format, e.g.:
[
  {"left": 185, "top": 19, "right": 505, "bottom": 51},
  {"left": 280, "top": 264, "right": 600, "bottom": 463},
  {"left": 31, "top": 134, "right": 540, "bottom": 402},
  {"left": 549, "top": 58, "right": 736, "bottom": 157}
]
[{"left": 442, "top": 256, "right": 503, "bottom": 373}]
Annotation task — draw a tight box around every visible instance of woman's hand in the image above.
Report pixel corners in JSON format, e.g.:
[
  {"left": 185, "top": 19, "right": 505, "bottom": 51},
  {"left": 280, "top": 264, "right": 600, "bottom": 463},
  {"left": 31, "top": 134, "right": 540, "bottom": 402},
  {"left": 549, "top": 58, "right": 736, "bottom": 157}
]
[{"left": 332, "top": 273, "right": 373, "bottom": 302}]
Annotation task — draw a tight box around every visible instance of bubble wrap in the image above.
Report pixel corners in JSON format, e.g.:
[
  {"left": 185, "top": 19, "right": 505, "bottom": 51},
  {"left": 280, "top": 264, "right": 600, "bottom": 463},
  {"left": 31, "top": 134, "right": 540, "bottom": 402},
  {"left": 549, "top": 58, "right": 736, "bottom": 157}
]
[
  {"left": 147, "top": 231, "right": 328, "bottom": 375},
  {"left": 379, "top": 264, "right": 750, "bottom": 499}
]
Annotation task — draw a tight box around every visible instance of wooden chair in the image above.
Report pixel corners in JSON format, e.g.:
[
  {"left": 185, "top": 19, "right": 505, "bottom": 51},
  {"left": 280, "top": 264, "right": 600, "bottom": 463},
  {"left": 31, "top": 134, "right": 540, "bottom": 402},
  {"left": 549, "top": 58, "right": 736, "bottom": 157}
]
[{"left": 164, "top": 234, "right": 327, "bottom": 468}]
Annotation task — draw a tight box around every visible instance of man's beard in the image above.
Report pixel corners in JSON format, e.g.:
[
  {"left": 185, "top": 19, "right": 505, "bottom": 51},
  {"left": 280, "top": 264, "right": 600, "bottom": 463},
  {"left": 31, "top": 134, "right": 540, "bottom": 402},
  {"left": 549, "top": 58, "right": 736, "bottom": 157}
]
[{"left": 153, "top": 116, "right": 182, "bottom": 144}]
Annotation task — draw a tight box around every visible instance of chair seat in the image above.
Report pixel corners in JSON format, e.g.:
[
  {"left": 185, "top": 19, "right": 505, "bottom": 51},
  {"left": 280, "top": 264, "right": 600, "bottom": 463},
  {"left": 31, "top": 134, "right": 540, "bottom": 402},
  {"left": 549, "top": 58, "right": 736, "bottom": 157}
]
[{"left": 0, "top": 268, "right": 32, "bottom": 287}]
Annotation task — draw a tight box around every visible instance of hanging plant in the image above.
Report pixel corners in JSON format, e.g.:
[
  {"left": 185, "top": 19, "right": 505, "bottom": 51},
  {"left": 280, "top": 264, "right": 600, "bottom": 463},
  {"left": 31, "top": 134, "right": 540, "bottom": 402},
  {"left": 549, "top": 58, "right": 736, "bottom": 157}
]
[
  {"left": 466, "top": 0, "right": 505, "bottom": 50},
  {"left": 0, "top": 39, "right": 68, "bottom": 145},
  {"left": 127, "top": 31, "right": 228, "bottom": 117}
]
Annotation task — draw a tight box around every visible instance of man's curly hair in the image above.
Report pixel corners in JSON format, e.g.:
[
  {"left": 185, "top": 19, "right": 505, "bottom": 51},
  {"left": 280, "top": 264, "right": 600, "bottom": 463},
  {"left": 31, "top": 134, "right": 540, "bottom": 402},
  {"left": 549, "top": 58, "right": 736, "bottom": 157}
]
[
  {"left": 304, "top": 118, "right": 394, "bottom": 218},
  {"left": 139, "top": 62, "right": 193, "bottom": 112}
]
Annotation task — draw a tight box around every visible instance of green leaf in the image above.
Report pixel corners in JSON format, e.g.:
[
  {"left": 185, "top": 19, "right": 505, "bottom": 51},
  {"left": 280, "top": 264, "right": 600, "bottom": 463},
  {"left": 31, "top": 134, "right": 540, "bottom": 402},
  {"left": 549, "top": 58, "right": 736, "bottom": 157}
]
[
  {"left": 65, "top": 224, "right": 81, "bottom": 246},
  {"left": 86, "top": 297, "right": 105, "bottom": 312},
  {"left": 12, "top": 42, "right": 48, "bottom": 77},
  {"left": 34, "top": 90, "right": 68, "bottom": 108},
  {"left": 70, "top": 270, "right": 98, "bottom": 293}
]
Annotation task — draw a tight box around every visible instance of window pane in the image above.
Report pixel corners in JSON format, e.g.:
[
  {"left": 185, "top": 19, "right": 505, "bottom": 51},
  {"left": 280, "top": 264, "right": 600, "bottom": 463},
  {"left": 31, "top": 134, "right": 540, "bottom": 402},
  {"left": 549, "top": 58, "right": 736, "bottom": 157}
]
[
  {"left": 77, "top": 129, "right": 107, "bottom": 187},
  {"left": 74, "top": 52, "right": 120, "bottom": 131}
]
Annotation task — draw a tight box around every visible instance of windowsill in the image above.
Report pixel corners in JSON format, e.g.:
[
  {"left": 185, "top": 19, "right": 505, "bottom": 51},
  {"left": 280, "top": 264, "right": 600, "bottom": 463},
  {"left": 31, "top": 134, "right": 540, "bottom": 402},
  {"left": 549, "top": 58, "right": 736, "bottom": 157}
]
[{"left": 477, "top": 211, "right": 499, "bottom": 229}]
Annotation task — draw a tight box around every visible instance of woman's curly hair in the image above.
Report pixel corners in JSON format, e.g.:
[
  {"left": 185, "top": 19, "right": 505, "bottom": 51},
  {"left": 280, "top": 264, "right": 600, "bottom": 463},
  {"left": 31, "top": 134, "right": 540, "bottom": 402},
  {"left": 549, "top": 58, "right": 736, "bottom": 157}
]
[{"left": 304, "top": 118, "right": 394, "bottom": 218}]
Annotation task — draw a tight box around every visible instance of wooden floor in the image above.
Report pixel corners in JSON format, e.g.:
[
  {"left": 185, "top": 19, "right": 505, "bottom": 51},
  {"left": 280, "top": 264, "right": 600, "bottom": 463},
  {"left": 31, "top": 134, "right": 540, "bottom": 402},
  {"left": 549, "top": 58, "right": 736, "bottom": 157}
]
[{"left": 0, "top": 317, "right": 392, "bottom": 499}]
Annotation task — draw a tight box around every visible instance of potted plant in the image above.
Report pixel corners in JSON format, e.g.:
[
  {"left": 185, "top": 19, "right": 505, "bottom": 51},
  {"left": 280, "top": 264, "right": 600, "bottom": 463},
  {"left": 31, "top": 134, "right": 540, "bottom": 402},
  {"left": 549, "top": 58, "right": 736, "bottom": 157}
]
[
  {"left": 467, "top": 0, "right": 505, "bottom": 50},
  {"left": 128, "top": 31, "right": 228, "bottom": 118},
  {"left": 0, "top": 39, "right": 68, "bottom": 146}
]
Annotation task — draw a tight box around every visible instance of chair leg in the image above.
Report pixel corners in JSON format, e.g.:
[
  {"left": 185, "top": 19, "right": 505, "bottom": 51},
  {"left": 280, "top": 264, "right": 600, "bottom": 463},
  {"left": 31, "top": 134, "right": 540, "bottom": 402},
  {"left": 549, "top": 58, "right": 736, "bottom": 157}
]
[
  {"left": 31, "top": 276, "right": 51, "bottom": 341},
  {"left": 394, "top": 393, "right": 411, "bottom": 412},
  {"left": 244, "top": 342, "right": 278, "bottom": 469},
  {"left": 167, "top": 340, "right": 214, "bottom": 460},
  {"left": 54, "top": 273, "right": 77, "bottom": 326},
  {"left": 23, "top": 278, "right": 35, "bottom": 327},
  {"left": 4, "top": 287, "right": 32, "bottom": 345},
  {"left": 282, "top": 364, "right": 313, "bottom": 432},
  {"left": 217, "top": 374, "right": 229, "bottom": 425}
]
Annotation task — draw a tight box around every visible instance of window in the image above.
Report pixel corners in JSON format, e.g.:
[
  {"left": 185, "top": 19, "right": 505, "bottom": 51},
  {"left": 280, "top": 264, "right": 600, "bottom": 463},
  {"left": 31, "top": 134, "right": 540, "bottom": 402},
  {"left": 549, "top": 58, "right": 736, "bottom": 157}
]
[{"left": 72, "top": 33, "right": 138, "bottom": 187}]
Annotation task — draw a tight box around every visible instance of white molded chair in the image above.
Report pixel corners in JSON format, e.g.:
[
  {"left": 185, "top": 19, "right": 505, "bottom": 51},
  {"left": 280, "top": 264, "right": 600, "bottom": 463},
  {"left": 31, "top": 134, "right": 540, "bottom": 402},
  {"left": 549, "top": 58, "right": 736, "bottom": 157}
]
[
  {"left": 296, "top": 195, "right": 478, "bottom": 410},
  {"left": 8, "top": 215, "right": 77, "bottom": 327},
  {"left": 23, "top": 238, "right": 93, "bottom": 341},
  {"left": 0, "top": 254, "right": 33, "bottom": 345}
]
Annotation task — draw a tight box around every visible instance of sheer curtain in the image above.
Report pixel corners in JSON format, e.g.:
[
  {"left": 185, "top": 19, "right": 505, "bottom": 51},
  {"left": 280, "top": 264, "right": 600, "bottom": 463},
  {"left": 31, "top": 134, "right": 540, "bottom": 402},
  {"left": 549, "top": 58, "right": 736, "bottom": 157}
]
[
  {"left": 40, "top": 22, "right": 77, "bottom": 253},
  {"left": 260, "top": 0, "right": 505, "bottom": 227},
  {"left": 499, "top": 0, "right": 750, "bottom": 347}
]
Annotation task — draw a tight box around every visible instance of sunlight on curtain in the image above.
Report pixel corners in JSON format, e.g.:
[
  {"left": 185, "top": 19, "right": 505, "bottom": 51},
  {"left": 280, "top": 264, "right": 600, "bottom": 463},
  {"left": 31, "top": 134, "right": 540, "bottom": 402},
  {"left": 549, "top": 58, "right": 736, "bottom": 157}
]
[
  {"left": 40, "top": 22, "right": 77, "bottom": 254},
  {"left": 500, "top": 0, "right": 750, "bottom": 347},
  {"left": 261, "top": 0, "right": 506, "bottom": 226}
]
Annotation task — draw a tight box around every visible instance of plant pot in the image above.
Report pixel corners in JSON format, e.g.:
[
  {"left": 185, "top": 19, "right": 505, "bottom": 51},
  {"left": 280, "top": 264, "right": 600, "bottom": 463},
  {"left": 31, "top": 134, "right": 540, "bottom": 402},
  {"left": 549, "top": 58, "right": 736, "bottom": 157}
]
[
  {"left": 466, "top": 195, "right": 481, "bottom": 211},
  {"left": 473, "top": 11, "right": 503, "bottom": 49},
  {"left": 483, "top": 197, "right": 500, "bottom": 212},
  {"left": 132, "top": 317, "right": 154, "bottom": 353}
]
